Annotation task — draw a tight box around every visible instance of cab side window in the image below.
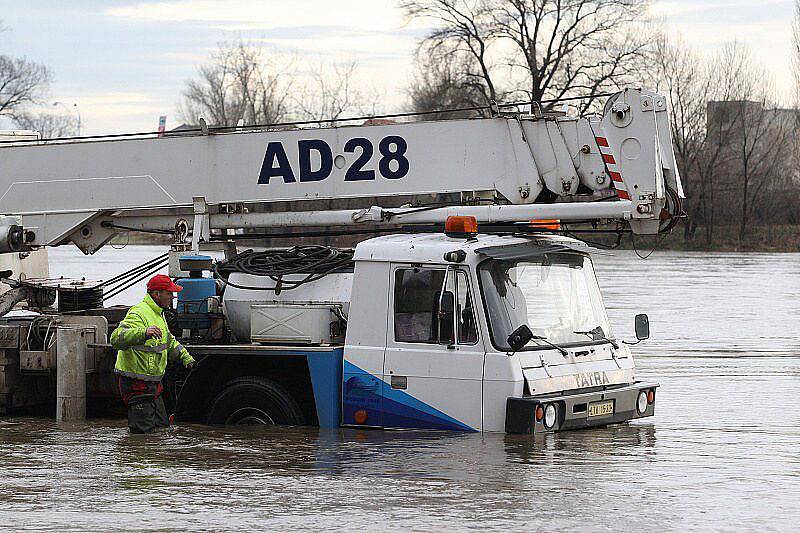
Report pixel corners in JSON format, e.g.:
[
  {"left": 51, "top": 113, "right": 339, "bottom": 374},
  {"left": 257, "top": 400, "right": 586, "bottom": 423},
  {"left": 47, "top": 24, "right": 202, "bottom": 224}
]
[
  {"left": 393, "top": 267, "right": 478, "bottom": 345},
  {"left": 394, "top": 268, "right": 446, "bottom": 344},
  {"left": 456, "top": 270, "right": 478, "bottom": 344}
]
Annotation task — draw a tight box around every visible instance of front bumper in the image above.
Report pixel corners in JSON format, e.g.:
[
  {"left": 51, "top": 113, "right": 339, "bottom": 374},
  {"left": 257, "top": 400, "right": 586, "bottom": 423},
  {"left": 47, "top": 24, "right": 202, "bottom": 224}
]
[{"left": 505, "top": 381, "right": 658, "bottom": 434}]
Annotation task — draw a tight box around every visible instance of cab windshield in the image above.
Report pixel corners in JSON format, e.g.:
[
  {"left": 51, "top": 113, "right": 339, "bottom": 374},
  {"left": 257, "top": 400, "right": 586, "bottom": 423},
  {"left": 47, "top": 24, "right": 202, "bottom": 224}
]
[{"left": 478, "top": 253, "right": 613, "bottom": 350}]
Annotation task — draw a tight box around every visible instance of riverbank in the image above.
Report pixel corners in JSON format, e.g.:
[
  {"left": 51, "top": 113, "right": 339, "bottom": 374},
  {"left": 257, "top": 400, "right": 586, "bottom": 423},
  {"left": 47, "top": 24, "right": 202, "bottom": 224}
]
[{"left": 622, "top": 224, "right": 800, "bottom": 253}]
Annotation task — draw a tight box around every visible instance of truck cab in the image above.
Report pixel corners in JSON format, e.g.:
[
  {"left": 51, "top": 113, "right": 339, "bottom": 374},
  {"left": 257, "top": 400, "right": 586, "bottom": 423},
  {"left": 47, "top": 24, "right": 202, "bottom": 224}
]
[{"left": 342, "top": 226, "right": 657, "bottom": 433}]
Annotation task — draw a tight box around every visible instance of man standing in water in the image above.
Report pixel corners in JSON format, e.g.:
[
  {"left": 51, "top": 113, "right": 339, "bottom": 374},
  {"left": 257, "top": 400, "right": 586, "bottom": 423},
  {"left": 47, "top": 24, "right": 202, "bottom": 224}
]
[{"left": 111, "top": 274, "right": 195, "bottom": 433}]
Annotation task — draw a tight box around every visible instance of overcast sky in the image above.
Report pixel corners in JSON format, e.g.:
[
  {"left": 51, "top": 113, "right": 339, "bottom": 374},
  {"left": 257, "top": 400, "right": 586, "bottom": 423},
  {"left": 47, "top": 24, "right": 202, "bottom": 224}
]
[{"left": 0, "top": 0, "right": 794, "bottom": 135}]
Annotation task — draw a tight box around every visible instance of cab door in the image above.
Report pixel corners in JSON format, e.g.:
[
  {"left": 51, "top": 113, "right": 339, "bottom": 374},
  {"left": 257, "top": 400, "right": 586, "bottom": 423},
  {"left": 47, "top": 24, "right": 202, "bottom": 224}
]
[{"left": 383, "top": 264, "right": 484, "bottom": 431}]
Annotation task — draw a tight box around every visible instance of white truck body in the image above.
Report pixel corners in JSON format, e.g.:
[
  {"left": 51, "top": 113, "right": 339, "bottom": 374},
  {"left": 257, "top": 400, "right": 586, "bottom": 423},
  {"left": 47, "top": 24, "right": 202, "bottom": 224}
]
[{"left": 339, "top": 232, "right": 646, "bottom": 432}]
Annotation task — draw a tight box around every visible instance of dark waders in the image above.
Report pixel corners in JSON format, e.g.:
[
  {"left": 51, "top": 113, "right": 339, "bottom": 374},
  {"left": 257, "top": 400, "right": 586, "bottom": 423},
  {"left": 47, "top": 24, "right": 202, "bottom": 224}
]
[{"left": 117, "top": 375, "right": 170, "bottom": 433}]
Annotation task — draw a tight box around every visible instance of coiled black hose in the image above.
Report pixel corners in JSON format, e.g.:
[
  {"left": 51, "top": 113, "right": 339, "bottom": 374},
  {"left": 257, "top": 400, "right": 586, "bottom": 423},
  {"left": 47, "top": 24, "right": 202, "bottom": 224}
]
[{"left": 213, "top": 246, "right": 354, "bottom": 293}]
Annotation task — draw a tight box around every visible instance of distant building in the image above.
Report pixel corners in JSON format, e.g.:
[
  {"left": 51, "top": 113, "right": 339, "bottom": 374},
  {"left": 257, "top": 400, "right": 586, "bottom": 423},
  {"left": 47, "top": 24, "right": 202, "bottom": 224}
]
[
  {"left": 706, "top": 99, "right": 798, "bottom": 184},
  {"left": 707, "top": 100, "right": 795, "bottom": 139}
]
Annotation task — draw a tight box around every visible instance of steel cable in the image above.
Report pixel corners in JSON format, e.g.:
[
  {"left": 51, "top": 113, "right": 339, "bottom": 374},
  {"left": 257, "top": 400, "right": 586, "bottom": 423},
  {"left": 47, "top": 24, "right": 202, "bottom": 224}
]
[
  {"left": 103, "top": 258, "right": 169, "bottom": 301},
  {"left": 101, "top": 253, "right": 169, "bottom": 288},
  {"left": 1, "top": 93, "right": 615, "bottom": 145}
]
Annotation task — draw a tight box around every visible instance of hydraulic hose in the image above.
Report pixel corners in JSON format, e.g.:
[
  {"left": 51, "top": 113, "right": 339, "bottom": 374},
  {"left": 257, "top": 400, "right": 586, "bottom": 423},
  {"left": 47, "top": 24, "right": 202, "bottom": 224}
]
[{"left": 213, "top": 245, "right": 354, "bottom": 293}]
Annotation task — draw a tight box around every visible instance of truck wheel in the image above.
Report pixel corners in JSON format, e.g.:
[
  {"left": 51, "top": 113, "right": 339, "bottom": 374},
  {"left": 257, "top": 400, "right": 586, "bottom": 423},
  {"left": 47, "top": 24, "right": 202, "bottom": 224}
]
[{"left": 206, "top": 376, "right": 305, "bottom": 426}]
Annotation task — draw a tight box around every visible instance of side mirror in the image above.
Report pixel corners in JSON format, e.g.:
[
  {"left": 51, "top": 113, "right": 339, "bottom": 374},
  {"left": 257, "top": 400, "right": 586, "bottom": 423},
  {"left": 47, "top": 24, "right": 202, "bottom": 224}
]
[
  {"left": 437, "top": 291, "right": 455, "bottom": 344},
  {"left": 507, "top": 324, "right": 533, "bottom": 352},
  {"left": 635, "top": 313, "right": 650, "bottom": 341}
]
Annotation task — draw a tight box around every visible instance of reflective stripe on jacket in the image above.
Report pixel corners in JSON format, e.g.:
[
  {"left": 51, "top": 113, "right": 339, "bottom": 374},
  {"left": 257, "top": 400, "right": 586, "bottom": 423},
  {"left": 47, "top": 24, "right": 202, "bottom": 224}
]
[{"left": 112, "top": 293, "right": 194, "bottom": 381}]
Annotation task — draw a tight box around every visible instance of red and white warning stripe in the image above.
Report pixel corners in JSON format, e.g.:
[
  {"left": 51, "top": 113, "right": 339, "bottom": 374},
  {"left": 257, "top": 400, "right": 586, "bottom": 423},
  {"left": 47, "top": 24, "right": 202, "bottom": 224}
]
[{"left": 595, "top": 136, "right": 630, "bottom": 201}]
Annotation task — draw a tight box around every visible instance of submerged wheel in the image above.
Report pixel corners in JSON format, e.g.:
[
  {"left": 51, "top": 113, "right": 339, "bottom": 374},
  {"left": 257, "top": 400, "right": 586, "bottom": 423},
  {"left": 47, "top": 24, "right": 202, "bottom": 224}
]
[{"left": 206, "top": 376, "right": 305, "bottom": 426}]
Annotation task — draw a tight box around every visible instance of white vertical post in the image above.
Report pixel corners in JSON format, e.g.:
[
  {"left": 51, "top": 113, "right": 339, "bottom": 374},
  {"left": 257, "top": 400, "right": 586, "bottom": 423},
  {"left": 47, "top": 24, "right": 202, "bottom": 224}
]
[{"left": 56, "top": 326, "right": 86, "bottom": 421}]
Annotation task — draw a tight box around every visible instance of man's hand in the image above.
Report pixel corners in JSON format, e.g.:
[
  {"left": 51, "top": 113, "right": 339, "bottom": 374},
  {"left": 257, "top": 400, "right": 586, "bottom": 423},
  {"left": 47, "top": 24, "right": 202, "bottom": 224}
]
[
  {"left": 185, "top": 360, "right": 195, "bottom": 370},
  {"left": 145, "top": 326, "right": 163, "bottom": 340}
]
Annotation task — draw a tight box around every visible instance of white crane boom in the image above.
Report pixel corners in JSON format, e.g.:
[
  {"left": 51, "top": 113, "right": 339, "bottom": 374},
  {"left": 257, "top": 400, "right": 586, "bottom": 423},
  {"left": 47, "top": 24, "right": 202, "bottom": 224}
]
[{"left": 0, "top": 88, "right": 682, "bottom": 254}]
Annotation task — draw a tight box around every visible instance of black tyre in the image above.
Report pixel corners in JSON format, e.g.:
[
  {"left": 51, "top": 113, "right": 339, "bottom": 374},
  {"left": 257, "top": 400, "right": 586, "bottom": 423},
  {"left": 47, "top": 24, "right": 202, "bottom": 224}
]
[{"left": 206, "top": 376, "right": 305, "bottom": 426}]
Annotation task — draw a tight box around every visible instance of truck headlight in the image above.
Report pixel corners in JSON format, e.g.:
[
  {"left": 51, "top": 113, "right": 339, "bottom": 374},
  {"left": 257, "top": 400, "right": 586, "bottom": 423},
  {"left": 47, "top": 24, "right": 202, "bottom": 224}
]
[
  {"left": 637, "top": 390, "right": 648, "bottom": 414},
  {"left": 544, "top": 403, "right": 557, "bottom": 429}
]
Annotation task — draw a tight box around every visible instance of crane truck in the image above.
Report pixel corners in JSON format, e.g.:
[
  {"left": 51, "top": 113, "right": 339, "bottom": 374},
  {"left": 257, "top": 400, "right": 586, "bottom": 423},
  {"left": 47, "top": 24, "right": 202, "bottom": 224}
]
[{"left": 0, "top": 88, "right": 682, "bottom": 433}]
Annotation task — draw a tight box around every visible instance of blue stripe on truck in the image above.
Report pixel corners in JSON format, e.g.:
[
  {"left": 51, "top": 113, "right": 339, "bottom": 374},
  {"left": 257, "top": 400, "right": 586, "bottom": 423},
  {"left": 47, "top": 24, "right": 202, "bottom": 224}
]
[
  {"left": 305, "top": 348, "right": 344, "bottom": 428},
  {"left": 342, "top": 360, "right": 475, "bottom": 432}
]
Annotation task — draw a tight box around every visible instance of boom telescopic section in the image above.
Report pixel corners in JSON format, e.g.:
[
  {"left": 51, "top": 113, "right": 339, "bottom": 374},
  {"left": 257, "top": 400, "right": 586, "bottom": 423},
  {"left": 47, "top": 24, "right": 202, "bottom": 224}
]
[{"left": 0, "top": 88, "right": 683, "bottom": 254}]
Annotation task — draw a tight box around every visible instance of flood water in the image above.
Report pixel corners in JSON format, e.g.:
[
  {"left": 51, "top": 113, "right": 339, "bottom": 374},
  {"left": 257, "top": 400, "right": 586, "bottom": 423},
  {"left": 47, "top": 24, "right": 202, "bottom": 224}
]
[{"left": 1, "top": 247, "right": 798, "bottom": 530}]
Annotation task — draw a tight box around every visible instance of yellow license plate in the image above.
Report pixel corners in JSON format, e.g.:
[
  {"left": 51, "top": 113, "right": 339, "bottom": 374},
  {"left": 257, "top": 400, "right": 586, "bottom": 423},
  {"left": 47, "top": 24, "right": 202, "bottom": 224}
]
[{"left": 588, "top": 400, "right": 614, "bottom": 417}]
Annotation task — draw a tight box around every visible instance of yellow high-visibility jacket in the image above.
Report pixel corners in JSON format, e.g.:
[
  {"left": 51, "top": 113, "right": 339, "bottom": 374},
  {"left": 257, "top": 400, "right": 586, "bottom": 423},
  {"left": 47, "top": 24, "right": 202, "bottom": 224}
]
[{"left": 111, "top": 294, "right": 194, "bottom": 381}]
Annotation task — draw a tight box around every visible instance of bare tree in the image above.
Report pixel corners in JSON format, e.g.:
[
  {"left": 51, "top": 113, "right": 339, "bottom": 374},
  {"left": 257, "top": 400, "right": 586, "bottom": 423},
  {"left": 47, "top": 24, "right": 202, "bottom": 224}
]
[
  {"left": 731, "top": 106, "right": 791, "bottom": 241},
  {"left": 181, "top": 43, "right": 376, "bottom": 127},
  {"left": 1, "top": 18, "right": 51, "bottom": 118},
  {"left": 646, "top": 33, "right": 712, "bottom": 240},
  {"left": 636, "top": 33, "right": 796, "bottom": 245},
  {"left": 790, "top": 1, "right": 800, "bottom": 236},
  {"left": 0, "top": 55, "right": 52, "bottom": 120},
  {"left": 294, "top": 60, "right": 379, "bottom": 124},
  {"left": 401, "top": 0, "right": 651, "bottom": 111},
  {"left": 180, "top": 42, "right": 294, "bottom": 127},
  {"left": 704, "top": 44, "right": 793, "bottom": 242},
  {"left": 794, "top": 1, "right": 800, "bottom": 104},
  {"left": 401, "top": 0, "right": 500, "bottom": 104},
  {"left": 493, "top": 0, "right": 649, "bottom": 111},
  {"left": 407, "top": 47, "right": 488, "bottom": 118},
  {"left": 652, "top": 39, "right": 777, "bottom": 244},
  {"left": 13, "top": 111, "right": 78, "bottom": 138},
  {"left": 696, "top": 45, "right": 748, "bottom": 243},
  {"left": 688, "top": 45, "right": 760, "bottom": 243},
  {"left": 1, "top": 19, "right": 75, "bottom": 136}
]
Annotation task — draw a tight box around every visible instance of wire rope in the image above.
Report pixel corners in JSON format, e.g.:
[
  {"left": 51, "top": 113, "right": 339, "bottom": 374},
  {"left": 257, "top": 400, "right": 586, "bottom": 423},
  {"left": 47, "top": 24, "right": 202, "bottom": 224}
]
[{"left": 0, "top": 93, "right": 615, "bottom": 145}]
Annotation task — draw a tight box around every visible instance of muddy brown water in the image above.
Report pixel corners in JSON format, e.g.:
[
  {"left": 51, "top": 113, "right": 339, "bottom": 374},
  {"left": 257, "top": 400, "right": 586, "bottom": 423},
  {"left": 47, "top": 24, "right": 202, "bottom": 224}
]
[{"left": 1, "top": 247, "right": 798, "bottom": 530}]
